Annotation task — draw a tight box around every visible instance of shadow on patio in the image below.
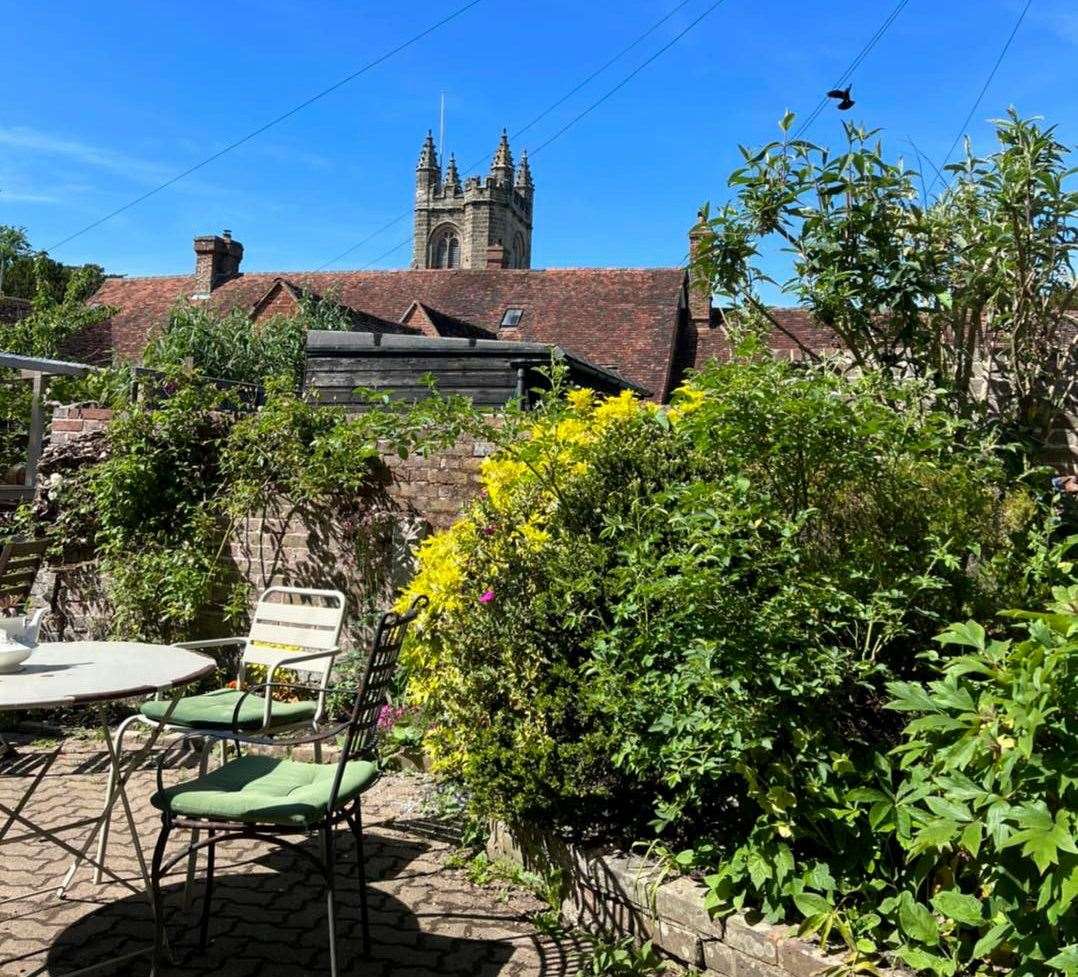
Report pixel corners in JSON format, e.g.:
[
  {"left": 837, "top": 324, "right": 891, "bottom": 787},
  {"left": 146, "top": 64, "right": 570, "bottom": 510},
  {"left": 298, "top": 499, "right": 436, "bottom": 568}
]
[{"left": 41, "top": 825, "right": 587, "bottom": 977}]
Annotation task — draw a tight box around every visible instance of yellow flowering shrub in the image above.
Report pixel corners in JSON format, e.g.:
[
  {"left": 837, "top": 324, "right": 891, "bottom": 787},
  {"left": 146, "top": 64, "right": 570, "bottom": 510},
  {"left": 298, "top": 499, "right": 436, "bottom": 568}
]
[{"left": 397, "top": 360, "right": 1067, "bottom": 850}]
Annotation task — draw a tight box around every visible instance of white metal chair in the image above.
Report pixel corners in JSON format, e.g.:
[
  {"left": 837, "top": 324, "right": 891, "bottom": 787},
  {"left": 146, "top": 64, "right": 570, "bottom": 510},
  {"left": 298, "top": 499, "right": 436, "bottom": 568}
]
[{"left": 88, "top": 585, "right": 346, "bottom": 886}]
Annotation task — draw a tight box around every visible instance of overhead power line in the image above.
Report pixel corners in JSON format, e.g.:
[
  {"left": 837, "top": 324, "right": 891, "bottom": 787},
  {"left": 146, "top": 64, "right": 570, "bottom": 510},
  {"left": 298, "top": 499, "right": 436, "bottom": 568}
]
[
  {"left": 928, "top": 0, "right": 1033, "bottom": 192},
  {"left": 530, "top": 0, "right": 729, "bottom": 157},
  {"left": 45, "top": 0, "right": 484, "bottom": 254},
  {"left": 318, "top": 0, "right": 730, "bottom": 270},
  {"left": 792, "top": 0, "right": 913, "bottom": 139}
]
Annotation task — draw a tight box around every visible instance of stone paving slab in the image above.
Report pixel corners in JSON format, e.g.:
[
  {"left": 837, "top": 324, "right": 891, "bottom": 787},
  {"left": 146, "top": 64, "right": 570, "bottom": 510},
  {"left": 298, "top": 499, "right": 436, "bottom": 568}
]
[{"left": 1, "top": 738, "right": 584, "bottom": 976}]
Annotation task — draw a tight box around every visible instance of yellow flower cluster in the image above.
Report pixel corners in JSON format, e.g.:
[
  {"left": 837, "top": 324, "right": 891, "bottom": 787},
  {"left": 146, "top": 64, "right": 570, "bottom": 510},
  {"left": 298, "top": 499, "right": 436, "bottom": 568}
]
[
  {"left": 398, "top": 520, "right": 476, "bottom": 615},
  {"left": 398, "top": 383, "right": 668, "bottom": 763},
  {"left": 667, "top": 385, "right": 707, "bottom": 421}
]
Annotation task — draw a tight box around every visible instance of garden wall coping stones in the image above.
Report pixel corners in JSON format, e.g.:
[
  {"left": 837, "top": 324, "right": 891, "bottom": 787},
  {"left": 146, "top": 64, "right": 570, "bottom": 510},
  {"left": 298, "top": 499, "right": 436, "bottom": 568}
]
[{"left": 486, "top": 819, "right": 898, "bottom": 977}]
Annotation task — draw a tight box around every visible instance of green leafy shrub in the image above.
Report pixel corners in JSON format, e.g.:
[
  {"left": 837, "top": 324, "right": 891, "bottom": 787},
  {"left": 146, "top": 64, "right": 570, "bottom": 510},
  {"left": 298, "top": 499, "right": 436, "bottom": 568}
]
[
  {"left": 876, "top": 588, "right": 1076, "bottom": 976},
  {"left": 41, "top": 371, "right": 385, "bottom": 641},
  {"left": 718, "top": 587, "right": 1078, "bottom": 976},
  {"left": 39, "top": 367, "right": 484, "bottom": 644},
  {"left": 143, "top": 291, "right": 355, "bottom": 387},
  {"left": 401, "top": 357, "right": 1067, "bottom": 847}
]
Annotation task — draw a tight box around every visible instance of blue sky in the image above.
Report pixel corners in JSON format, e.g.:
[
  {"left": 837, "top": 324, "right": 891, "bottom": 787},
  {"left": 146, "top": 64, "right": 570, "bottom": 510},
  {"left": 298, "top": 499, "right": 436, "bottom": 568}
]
[{"left": 3, "top": 0, "right": 1076, "bottom": 294}]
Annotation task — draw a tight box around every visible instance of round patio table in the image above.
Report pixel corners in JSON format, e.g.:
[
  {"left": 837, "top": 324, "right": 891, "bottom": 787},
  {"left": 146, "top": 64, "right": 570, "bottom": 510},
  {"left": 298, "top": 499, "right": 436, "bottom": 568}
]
[{"left": 0, "top": 641, "right": 215, "bottom": 977}]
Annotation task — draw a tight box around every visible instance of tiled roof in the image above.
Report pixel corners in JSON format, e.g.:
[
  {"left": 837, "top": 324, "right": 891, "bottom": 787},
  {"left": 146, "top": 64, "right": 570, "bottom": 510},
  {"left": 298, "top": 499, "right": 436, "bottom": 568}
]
[{"left": 89, "top": 268, "right": 688, "bottom": 399}]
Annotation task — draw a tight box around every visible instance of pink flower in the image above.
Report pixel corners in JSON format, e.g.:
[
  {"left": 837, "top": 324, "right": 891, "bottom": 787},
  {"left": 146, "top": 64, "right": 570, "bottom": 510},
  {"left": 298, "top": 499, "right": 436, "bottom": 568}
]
[
  {"left": 376, "top": 704, "right": 406, "bottom": 732},
  {"left": 479, "top": 589, "right": 495, "bottom": 604}
]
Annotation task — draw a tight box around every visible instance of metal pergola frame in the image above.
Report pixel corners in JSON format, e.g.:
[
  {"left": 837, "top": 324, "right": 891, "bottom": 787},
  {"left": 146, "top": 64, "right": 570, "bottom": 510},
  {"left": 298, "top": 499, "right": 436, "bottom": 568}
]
[{"left": 0, "top": 353, "right": 92, "bottom": 505}]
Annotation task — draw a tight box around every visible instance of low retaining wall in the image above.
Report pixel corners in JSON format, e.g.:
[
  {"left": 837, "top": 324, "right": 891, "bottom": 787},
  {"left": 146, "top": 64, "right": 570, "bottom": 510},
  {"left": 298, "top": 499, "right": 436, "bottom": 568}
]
[{"left": 487, "top": 821, "right": 897, "bottom": 977}]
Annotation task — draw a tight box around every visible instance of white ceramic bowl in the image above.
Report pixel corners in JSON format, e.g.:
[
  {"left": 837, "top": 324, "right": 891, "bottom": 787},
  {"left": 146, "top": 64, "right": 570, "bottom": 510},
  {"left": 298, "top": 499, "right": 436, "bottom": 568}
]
[{"left": 0, "top": 643, "right": 32, "bottom": 673}]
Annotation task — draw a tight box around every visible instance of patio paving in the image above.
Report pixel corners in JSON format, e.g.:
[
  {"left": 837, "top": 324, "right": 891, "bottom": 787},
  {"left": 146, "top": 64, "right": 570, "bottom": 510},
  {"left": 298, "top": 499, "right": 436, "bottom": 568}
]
[{"left": 0, "top": 736, "right": 586, "bottom": 976}]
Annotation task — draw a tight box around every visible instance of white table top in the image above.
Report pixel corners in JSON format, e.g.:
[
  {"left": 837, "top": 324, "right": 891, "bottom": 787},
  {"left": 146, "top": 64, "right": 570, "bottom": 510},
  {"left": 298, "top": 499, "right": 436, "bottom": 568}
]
[{"left": 0, "top": 641, "right": 216, "bottom": 711}]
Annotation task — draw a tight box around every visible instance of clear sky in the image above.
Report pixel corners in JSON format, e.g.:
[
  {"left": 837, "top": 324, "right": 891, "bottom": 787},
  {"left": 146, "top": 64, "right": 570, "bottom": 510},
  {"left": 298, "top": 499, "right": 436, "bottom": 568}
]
[{"left": 3, "top": 0, "right": 1076, "bottom": 295}]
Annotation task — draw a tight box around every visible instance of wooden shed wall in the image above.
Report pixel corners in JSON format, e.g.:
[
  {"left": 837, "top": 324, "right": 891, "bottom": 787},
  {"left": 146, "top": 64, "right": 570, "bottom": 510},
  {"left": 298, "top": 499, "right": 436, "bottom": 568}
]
[{"left": 305, "top": 352, "right": 527, "bottom": 408}]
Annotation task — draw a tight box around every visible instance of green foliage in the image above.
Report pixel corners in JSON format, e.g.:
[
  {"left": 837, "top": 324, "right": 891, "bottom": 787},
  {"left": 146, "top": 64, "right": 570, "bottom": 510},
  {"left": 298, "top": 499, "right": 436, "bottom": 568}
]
[
  {"left": 0, "top": 260, "right": 115, "bottom": 473},
  {"left": 143, "top": 291, "right": 355, "bottom": 387},
  {"left": 41, "top": 363, "right": 487, "bottom": 643},
  {"left": 218, "top": 376, "right": 379, "bottom": 518},
  {"left": 694, "top": 111, "right": 1078, "bottom": 446},
  {"left": 577, "top": 936, "right": 667, "bottom": 976},
  {"left": 399, "top": 358, "right": 1075, "bottom": 975},
  {"left": 0, "top": 225, "right": 30, "bottom": 296},
  {"left": 697, "top": 586, "right": 1078, "bottom": 976},
  {"left": 47, "top": 375, "right": 231, "bottom": 639},
  {"left": 403, "top": 358, "right": 1066, "bottom": 837},
  {"left": 880, "top": 590, "right": 1076, "bottom": 975}
]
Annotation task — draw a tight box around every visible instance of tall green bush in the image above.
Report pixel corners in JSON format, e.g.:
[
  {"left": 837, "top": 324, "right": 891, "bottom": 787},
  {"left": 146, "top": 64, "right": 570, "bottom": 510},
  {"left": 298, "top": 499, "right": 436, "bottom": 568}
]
[{"left": 143, "top": 292, "right": 355, "bottom": 387}]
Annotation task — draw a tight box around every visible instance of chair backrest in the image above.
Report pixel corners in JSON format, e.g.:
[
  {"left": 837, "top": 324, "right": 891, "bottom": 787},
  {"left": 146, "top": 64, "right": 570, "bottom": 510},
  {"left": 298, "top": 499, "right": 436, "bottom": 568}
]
[
  {"left": 330, "top": 596, "right": 428, "bottom": 806},
  {"left": 0, "top": 539, "right": 47, "bottom": 615},
  {"left": 240, "top": 586, "right": 346, "bottom": 690}
]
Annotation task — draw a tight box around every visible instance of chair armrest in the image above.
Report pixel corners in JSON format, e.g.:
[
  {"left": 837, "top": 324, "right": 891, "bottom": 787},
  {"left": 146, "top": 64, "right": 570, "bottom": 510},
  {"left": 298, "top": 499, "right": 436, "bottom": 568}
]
[
  {"left": 273, "top": 647, "right": 340, "bottom": 668},
  {"left": 230, "top": 681, "right": 324, "bottom": 734},
  {"left": 174, "top": 636, "right": 248, "bottom": 650}
]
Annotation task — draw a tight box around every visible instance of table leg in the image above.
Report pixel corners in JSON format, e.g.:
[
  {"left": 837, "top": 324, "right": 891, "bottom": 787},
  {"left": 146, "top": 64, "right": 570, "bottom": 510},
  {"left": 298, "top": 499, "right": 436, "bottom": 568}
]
[
  {"left": 0, "top": 744, "right": 59, "bottom": 842},
  {"left": 57, "top": 697, "right": 179, "bottom": 898}
]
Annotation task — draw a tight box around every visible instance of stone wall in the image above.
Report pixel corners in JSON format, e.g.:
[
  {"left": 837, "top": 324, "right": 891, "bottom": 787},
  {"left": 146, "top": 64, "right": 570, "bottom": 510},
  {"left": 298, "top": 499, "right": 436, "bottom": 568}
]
[
  {"left": 0, "top": 296, "right": 31, "bottom": 325},
  {"left": 486, "top": 821, "right": 896, "bottom": 977}
]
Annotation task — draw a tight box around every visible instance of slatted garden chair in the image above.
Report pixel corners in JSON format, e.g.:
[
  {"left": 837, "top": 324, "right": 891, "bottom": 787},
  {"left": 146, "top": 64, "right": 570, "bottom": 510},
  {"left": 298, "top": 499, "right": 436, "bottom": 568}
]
[
  {"left": 0, "top": 538, "right": 48, "bottom": 614},
  {"left": 147, "top": 596, "right": 427, "bottom": 977},
  {"left": 91, "top": 585, "right": 346, "bottom": 884}
]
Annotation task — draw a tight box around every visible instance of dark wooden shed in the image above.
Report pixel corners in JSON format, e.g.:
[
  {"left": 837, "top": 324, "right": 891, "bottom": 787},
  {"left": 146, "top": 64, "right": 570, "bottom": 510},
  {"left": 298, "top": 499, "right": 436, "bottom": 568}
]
[{"left": 303, "top": 331, "right": 648, "bottom": 409}]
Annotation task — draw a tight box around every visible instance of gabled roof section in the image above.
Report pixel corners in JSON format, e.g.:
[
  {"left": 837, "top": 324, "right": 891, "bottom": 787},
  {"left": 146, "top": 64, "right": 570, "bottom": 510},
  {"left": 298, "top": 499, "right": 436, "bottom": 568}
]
[
  {"left": 249, "top": 277, "right": 303, "bottom": 318},
  {"left": 400, "top": 301, "right": 493, "bottom": 339}
]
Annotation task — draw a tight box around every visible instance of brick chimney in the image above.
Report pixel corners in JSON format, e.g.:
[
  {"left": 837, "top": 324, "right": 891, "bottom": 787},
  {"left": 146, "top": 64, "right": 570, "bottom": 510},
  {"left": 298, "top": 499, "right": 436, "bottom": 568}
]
[
  {"left": 485, "top": 242, "right": 508, "bottom": 270},
  {"left": 193, "top": 229, "right": 243, "bottom": 296},
  {"left": 687, "top": 216, "right": 712, "bottom": 326}
]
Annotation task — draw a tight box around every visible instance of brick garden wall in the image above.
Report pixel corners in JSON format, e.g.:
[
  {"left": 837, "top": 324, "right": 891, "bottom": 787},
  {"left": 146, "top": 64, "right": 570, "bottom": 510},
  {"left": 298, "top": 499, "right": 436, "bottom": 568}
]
[{"left": 35, "top": 404, "right": 491, "bottom": 642}]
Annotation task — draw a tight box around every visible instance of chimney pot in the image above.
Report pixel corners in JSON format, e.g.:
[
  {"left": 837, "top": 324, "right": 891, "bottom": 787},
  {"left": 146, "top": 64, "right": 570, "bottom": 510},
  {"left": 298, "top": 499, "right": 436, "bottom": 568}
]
[{"left": 485, "top": 242, "right": 508, "bottom": 270}]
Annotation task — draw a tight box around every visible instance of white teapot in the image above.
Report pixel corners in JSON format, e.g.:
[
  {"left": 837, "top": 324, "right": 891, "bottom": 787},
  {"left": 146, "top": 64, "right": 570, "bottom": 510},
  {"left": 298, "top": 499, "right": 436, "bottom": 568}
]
[
  {"left": 0, "top": 607, "right": 46, "bottom": 648},
  {"left": 0, "top": 609, "right": 44, "bottom": 673}
]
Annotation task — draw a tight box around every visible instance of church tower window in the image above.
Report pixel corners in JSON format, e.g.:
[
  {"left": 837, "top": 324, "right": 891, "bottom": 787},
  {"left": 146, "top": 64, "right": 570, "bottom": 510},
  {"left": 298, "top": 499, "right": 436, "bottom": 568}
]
[{"left": 430, "top": 226, "right": 461, "bottom": 269}]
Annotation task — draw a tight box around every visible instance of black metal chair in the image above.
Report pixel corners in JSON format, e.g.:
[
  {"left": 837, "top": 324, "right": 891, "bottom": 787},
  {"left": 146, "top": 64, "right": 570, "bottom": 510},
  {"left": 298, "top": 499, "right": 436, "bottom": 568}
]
[{"left": 147, "top": 596, "right": 427, "bottom": 976}]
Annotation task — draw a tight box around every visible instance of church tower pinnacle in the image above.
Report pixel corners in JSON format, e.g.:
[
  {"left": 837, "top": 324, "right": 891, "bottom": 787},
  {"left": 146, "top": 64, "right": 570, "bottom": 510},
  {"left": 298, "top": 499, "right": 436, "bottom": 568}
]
[
  {"left": 415, "top": 130, "right": 440, "bottom": 194},
  {"left": 490, "top": 129, "right": 514, "bottom": 186},
  {"left": 514, "top": 149, "right": 533, "bottom": 196},
  {"left": 443, "top": 154, "right": 461, "bottom": 195},
  {"left": 412, "top": 129, "right": 533, "bottom": 270}
]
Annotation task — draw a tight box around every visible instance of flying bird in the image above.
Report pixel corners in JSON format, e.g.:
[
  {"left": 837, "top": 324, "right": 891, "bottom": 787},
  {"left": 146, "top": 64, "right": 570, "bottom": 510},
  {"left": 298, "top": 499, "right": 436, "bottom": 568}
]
[{"left": 827, "top": 86, "right": 855, "bottom": 111}]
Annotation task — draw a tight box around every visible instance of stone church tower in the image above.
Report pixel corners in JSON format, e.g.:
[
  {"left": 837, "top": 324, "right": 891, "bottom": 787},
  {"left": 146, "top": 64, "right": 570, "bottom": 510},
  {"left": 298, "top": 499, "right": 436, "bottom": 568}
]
[{"left": 412, "top": 130, "right": 534, "bottom": 270}]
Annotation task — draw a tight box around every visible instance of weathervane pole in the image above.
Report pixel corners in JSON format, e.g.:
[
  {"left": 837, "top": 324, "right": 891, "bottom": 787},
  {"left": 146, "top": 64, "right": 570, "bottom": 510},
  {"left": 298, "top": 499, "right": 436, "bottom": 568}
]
[{"left": 439, "top": 92, "right": 446, "bottom": 158}]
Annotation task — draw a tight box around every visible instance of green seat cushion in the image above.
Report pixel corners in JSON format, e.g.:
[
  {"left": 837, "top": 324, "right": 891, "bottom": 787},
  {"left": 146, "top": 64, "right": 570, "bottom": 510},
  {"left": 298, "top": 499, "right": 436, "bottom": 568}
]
[
  {"left": 151, "top": 755, "right": 378, "bottom": 826},
  {"left": 140, "top": 688, "right": 317, "bottom": 731}
]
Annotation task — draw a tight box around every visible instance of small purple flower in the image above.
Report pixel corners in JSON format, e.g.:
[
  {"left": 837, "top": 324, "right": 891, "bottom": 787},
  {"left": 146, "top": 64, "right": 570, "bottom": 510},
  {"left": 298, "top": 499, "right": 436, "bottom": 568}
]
[
  {"left": 376, "top": 704, "right": 406, "bottom": 732},
  {"left": 479, "top": 589, "right": 495, "bottom": 604},
  {"left": 482, "top": 525, "right": 497, "bottom": 536}
]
